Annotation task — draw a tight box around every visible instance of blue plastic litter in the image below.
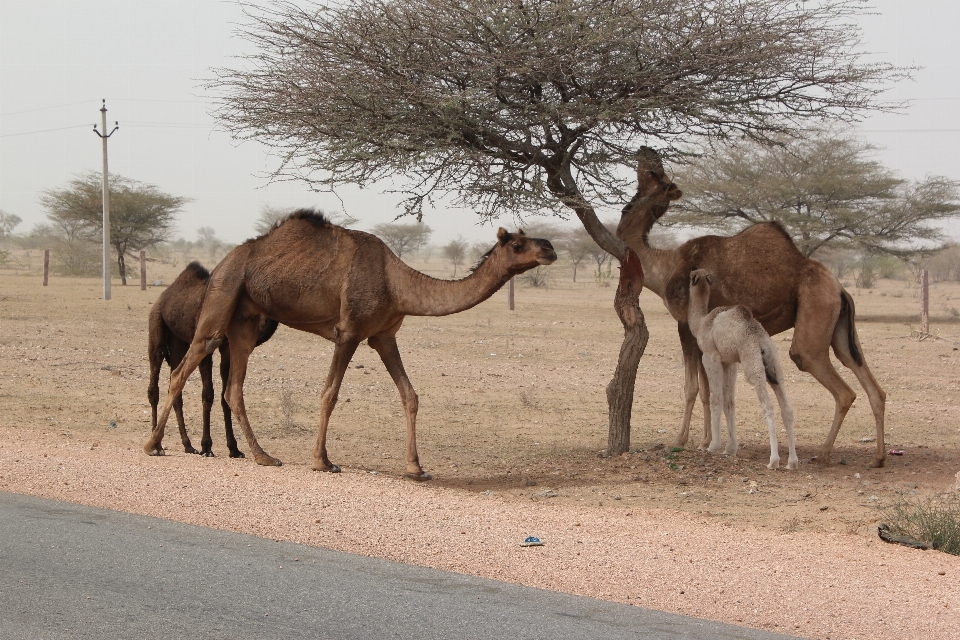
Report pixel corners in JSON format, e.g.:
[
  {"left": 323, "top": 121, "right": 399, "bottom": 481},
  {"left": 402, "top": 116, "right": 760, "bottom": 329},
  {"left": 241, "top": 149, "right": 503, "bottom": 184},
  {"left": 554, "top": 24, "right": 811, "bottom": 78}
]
[{"left": 520, "top": 536, "right": 543, "bottom": 547}]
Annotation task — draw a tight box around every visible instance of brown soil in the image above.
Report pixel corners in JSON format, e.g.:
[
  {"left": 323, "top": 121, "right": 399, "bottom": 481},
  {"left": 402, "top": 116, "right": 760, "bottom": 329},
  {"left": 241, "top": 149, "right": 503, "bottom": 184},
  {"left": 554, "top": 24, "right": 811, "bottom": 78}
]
[{"left": 2, "top": 252, "right": 959, "bottom": 638}]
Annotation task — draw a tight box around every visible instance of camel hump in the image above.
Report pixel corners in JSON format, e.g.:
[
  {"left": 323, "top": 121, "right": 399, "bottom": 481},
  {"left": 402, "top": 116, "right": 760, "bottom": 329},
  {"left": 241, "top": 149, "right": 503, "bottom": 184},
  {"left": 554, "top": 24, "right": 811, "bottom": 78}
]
[{"left": 182, "top": 261, "right": 211, "bottom": 282}]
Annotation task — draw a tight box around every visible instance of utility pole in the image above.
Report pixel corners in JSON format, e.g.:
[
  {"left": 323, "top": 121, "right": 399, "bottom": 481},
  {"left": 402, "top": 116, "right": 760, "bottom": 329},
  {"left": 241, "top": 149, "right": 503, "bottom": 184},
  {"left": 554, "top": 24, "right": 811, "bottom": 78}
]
[{"left": 93, "top": 100, "right": 119, "bottom": 301}]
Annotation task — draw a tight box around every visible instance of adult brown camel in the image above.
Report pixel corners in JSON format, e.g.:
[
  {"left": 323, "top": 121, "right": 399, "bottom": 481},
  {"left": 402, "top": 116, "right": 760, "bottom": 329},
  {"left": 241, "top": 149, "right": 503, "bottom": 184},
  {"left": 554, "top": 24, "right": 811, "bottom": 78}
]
[
  {"left": 147, "top": 261, "right": 278, "bottom": 457},
  {"left": 144, "top": 210, "right": 557, "bottom": 480},
  {"left": 617, "top": 155, "right": 887, "bottom": 468}
]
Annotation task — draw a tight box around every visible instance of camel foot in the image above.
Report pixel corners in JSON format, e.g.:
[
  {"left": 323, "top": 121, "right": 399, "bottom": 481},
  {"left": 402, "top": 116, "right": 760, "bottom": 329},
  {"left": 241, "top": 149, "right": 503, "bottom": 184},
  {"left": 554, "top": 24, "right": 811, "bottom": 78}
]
[
  {"left": 868, "top": 456, "right": 886, "bottom": 469},
  {"left": 201, "top": 451, "right": 215, "bottom": 458},
  {"left": 403, "top": 471, "right": 433, "bottom": 482},
  {"left": 312, "top": 462, "right": 341, "bottom": 473},
  {"left": 811, "top": 454, "right": 831, "bottom": 466},
  {"left": 144, "top": 445, "right": 165, "bottom": 457},
  {"left": 707, "top": 445, "right": 722, "bottom": 455},
  {"left": 787, "top": 459, "right": 799, "bottom": 471},
  {"left": 184, "top": 446, "right": 200, "bottom": 455},
  {"left": 229, "top": 450, "right": 246, "bottom": 459},
  {"left": 254, "top": 454, "right": 282, "bottom": 467}
]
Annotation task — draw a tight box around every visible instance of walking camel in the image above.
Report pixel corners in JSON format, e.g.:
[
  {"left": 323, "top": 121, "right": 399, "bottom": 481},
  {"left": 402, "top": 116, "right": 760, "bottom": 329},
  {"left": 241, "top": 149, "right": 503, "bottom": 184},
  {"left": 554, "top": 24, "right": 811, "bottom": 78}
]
[
  {"left": 147, "top": 261, "right": 278, "bottom": 457},
  {"left": 616, "top": 150, "right": 886, "bottom": 467},
  {"left": 687, "top": 269, "right": 798, "bottom": 470},
  {"left": 145, "top": 210, "right": 557, "bottom": 480}
]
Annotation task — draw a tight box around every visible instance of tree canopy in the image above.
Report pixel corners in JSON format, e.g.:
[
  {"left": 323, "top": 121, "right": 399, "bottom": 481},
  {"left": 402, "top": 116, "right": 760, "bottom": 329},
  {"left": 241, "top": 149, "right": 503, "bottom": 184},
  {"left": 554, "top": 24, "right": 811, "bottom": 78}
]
[
  {"left": 671, "top": 134, "right": 960, "bottom": 258},
  {"left": 40, "top": 172, "right": 188, "bottom": 284},
  {"left": 212, "top": 0, "right": 900, "bottom": 259}
]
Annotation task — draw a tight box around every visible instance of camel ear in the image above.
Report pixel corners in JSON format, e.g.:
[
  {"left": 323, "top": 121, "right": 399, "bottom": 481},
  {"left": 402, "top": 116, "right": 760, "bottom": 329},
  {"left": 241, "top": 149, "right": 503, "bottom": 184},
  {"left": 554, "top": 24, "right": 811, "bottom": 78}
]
[
  {"left": 690, "top": 272, "right": 699, "bottom": 286},
  {"left": 497, "top": 227, "right": 510, "bottom": 245},
  {"left": 517, "top": 229, "right": 527, "bottom": 236},
  {"left": 706, "top": 273, "right": 713, "bottom": 285}
]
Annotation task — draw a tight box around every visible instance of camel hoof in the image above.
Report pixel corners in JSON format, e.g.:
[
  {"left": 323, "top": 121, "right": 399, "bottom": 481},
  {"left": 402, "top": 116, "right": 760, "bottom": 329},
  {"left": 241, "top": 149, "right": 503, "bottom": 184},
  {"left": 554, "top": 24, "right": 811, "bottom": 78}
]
[
  {"left": 229, "top": 451, "right": 246, "bottom": 459},
  {"left": 201, "top": 451, "right": 214, "bottom": 458},
  {"left": 184, "top": 447, "right": 200, "bottom": 455},
  {"left": 403, "top": 471, "right": 432, "bottom": 482},
  {"left": 811, "top": 455, "right": 831, "bottom": 466},
  {"left": 255, "top": 455, "right": 282, "bottom": 467},
  {"left": 868, "top": 457, "right": 886, "bottom": 469},
  {"left": 767, "top": 461, "right": 780, "bottom": 470},
  {"left": 144, "top": 445, "right": 165, "bottom": 457},
  {"left": 313, "top": 463, "right": 341, "bottom": 473},
  {"left": 787, "top": 460, "right": 799, "bottom": 471}
]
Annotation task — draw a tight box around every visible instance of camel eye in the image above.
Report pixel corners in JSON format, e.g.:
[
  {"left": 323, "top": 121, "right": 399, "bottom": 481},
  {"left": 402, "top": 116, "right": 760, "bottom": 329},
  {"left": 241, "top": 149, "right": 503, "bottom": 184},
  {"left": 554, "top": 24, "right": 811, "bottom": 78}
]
[{"left": 512, "top": 243, "right": 523, "bottom": 253}]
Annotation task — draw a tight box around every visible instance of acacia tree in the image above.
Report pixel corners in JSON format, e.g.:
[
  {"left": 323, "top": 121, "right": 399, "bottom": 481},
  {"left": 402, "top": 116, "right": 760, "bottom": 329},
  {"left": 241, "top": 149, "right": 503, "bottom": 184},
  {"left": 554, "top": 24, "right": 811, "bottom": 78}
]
[
  {"left": 371, "top": 222, "right": 433, "bottom": 258},
  {"left": 673, "top": 134, "right": 960, "bottom": 258},
  {"left": 212, "top": 0, "right": 900, "bottom": 454},
  {"left": 442, "top": 237, "right": 468, "bottom": 276},
  {"left": 40, "top": 173, "right": 188, "bottom": 285}
]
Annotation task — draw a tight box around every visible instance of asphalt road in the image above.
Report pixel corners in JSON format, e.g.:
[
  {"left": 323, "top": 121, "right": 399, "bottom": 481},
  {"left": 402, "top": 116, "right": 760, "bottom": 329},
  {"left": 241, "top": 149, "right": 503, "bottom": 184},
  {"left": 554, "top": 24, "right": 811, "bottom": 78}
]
[{"left": 0, "top": 492, "right": 799, "bottom": 640}]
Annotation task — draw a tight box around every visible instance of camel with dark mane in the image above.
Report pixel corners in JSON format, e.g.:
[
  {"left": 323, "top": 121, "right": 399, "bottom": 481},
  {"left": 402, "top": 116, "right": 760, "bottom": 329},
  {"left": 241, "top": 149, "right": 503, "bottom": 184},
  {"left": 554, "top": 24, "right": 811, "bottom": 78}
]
[
  {"left": 145, "top": 210, "right": 557, "bottom": 479},
  {"left": 147, "top": 262, "right": 277, "bottom": 457},
  {"left": 617, "top": 152, "right": 886, "bottom": 467}
]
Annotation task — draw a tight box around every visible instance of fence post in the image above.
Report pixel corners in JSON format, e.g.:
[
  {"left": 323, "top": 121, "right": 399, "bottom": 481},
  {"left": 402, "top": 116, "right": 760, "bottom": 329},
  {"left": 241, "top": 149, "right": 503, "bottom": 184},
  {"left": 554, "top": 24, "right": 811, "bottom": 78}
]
[
  {"left": 921, "top": 269, "right": 929, "bottom": 334},
  {"left": 43, "top": 249, "right": 50, "bottom": 286},
  {"left": 508, "top": 277, "right": 515, "bottom": 310},
  {"left": 140, "top": 250, "right": 147, "bottom": 291}
]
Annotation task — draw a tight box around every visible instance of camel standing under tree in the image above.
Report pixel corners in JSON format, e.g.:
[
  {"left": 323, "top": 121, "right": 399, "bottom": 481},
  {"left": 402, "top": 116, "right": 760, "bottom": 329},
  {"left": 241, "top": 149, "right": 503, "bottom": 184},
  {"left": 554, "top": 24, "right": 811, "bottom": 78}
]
[
  {"left": 617, "top": 150, "right": 886, "bottom": 467},
  {"left": 145, "top": 210, "right": 557, "bottom": 480},
  {"left": 147, "top": 261, "right": 277, "bottom": 457},
  {"left": 688, "top": 269, "right": 798, "bottom": 470}
]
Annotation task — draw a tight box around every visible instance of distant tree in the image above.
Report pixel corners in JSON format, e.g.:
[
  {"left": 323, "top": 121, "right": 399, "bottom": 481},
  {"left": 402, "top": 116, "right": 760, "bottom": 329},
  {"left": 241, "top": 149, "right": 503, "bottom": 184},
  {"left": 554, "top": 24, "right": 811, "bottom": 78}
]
[
  {"left": 371, "top": 222, "right": 433, "bottom": 258},
  {"left": 197, "top": 227, "right": 217, "bottom": 243},
  {"left": 560, "top": 226, "right": 600, "bottom": 283},
  {"left": 40, "top": 172, "right": 188, "bottom": 284},
  {"left": 0, "top": 210, "right": 22, "bottom": 238},
  {"left": 673, "top": 133, "right": 960, "bottom": 258},
  {"left": 442, "top": 237, "right": 468, "bottom": 277}
]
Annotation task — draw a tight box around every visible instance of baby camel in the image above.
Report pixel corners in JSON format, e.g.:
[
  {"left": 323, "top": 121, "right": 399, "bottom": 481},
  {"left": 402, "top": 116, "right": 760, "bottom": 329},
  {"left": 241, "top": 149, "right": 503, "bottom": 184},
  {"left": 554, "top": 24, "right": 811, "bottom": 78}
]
[{"left": 687, "top": 269, "right": 798, "bottom": 470}]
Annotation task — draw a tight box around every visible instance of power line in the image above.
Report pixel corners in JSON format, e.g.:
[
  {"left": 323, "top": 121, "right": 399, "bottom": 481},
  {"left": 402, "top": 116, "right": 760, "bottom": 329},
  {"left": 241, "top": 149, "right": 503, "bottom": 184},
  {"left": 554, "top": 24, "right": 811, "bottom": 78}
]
[
  {"left": 860, "top": 128, "right": 960, "bottom": 133},
  {"left": 0, "top": 124, "right": 94, "bottom": 138},
  {"left": 0, "top": 100, "right": 99, "bottom": 117}
]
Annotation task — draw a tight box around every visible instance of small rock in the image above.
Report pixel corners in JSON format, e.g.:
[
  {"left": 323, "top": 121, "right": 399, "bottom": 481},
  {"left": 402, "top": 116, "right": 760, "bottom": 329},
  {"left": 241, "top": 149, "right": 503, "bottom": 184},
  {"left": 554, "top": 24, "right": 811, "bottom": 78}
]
[
  {"left": 107, "top": 421, "right": 117, "bottom": 429},
  {"left": 525, "top": 479, "right": 537, "bottom": 486}
]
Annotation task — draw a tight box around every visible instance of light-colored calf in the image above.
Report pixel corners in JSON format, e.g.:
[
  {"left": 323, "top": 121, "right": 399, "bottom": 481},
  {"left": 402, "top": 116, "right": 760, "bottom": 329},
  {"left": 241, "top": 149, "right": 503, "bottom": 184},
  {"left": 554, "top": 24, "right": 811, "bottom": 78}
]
[{"left": 687, "top": 269, "right": 798, "bottom": 470}]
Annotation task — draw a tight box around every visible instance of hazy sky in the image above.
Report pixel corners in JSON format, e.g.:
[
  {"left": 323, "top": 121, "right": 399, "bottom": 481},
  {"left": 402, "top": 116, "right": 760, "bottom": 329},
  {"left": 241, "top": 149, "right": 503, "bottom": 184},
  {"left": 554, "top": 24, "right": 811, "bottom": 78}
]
[{"left": 2, "top": 0, "right": 959, "bottom": 245}]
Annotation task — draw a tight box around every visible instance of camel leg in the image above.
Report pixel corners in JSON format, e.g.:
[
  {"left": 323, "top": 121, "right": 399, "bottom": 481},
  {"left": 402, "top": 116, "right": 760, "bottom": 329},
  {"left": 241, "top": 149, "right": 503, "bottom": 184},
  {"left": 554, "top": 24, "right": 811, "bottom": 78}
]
[
  {"left": 831, "top": 317, "right": 887, "bottom": 468},
  {"left": 369, "top": 334, "right": 430, "bottom": 481},
  {"left": 721, "top": 362, "right": 738, "bottom": 456},
  {"left": 676, "top": 323, "right": 707, "bottom": 448},
  {"left": 218, "top": 345, "right": 244, "bottom": 458},
  {"left": 312, "top": 338, "right": 360, "bottom": 473},
  {"left": 166, "top": 339, "right": 198, "bottom": 455},
  {"left": 144, "top": 340, "right": 211, "bottom": 456},
  {"left": 770, "top": 381, "right": 798, "bottom": 470},
  {"left": 743, "top": 354, "right": 779, "bottom": 470},
  {"left": 789, "top": 344, "right": 855, "bottom": 467},
  {"left": 223, "top": 317, "right": 280, "bottom": 467},
  {"left": 701, "top": 353, "right": 725, "bottom": 455},
  {"left": 199, "top": 353, "right": 215, "bottom": 457}
]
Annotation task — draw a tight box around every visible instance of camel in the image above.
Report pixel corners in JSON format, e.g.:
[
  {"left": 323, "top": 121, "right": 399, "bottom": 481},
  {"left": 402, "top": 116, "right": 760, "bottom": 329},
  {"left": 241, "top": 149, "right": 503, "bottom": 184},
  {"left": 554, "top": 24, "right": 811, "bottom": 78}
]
[
  {"left": 687, "top": 269, "right": 798, "bottom": 470},
  {"left": 617, "top": 153, "right": 887, "bottom": 467},
  {"left": 144, "top": 209, "right": 557, "bottom": 480},
  {"left": 147, "top": 261, "right": 278, "bottom": 457}
]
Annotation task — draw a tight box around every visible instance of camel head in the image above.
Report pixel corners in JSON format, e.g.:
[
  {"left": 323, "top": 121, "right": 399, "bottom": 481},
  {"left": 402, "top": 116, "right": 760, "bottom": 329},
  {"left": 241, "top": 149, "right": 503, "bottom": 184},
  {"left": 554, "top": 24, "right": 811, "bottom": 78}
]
[
  {"left": 475, "top": 228, "right": 557, "bottom": 276},
  {"left": 689, "top": 268, "right": 713, "bottom": 303},
  {"left": 617, "top": 151, "right": 683, "bottom": 242}
]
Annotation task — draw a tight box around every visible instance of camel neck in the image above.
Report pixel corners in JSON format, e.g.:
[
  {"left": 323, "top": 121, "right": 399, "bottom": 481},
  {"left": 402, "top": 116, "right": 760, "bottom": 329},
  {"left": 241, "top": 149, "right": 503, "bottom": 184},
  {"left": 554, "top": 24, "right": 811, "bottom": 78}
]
[
  {"left": 388, "top": 253, "right": 510, "bottom": 317},
  {"left": 617, "top": 201, "right": 678, "bottom": 298}
]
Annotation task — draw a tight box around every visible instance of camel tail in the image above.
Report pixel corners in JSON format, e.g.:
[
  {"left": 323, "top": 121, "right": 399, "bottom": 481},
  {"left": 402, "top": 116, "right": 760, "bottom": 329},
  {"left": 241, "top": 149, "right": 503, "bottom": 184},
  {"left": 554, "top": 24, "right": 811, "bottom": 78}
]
[
  {"left": 760, "top": 347, "right": 779, "bottom": 386},
  {"left": 147, "top": 304, "right": 169, "bottom": 368},
  {"left": 839, "top": 291, "right": 863, "bottom": 367}
]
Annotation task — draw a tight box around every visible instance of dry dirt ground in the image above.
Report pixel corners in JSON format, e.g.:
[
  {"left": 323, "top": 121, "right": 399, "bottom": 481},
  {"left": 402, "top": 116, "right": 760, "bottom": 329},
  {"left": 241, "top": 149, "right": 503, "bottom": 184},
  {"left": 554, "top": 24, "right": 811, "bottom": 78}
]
[{"left": 2, "top": 250, "right": 959, "bottom": 639}]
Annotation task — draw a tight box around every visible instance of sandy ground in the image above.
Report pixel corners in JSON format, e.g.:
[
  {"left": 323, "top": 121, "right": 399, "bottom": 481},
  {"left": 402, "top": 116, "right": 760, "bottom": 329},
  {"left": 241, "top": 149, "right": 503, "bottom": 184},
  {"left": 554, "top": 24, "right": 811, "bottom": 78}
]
[{"left": 2, "top": 250, "right": 960, "bottom": 638}]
